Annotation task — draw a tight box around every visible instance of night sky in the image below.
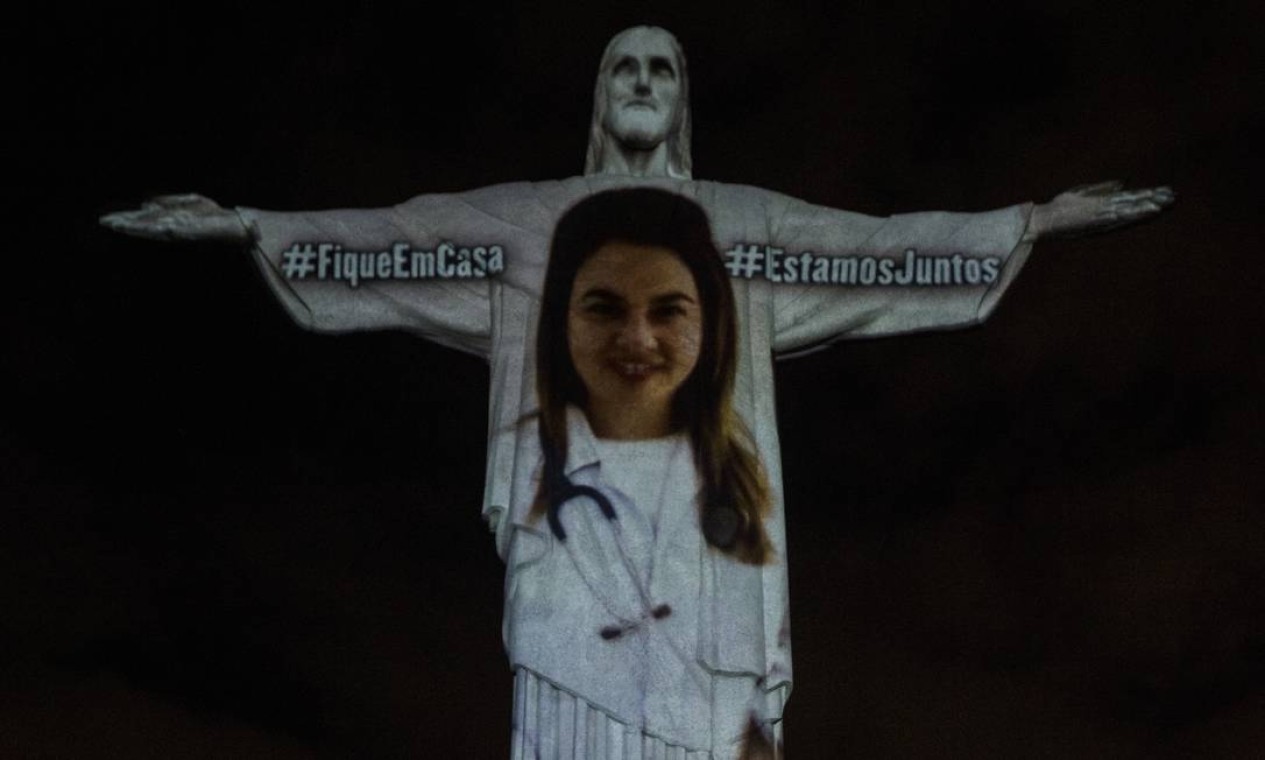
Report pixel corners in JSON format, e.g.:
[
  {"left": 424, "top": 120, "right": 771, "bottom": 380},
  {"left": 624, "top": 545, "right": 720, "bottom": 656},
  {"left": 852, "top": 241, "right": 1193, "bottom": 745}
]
[{"left": 6, "top": 2, "right": 1263, "bottom": 757}]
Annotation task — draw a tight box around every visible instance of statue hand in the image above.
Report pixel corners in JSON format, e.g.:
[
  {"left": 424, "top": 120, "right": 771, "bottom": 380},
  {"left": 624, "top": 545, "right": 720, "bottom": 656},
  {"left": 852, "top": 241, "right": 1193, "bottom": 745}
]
[
  {"left": 99, "top": 193, "right": 253, "bottom": 243},
  {"left": 1030, "top": 181, "right": 1175, "bottom": 240}
]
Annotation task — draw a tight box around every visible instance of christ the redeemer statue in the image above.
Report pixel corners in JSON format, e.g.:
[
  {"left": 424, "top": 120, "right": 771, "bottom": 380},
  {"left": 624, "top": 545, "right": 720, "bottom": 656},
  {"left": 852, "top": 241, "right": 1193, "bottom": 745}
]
[{"left": 103, "top": 26, "right": 1172, "bottom": 759}]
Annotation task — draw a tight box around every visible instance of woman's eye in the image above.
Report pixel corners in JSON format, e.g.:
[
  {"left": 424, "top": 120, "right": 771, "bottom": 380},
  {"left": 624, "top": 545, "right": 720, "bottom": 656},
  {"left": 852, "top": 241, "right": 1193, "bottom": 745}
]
[
  {"left": 584, "top": 302, "right": 621, "bottom": 317},
  {"left": 652, "top": 306, "right": 686, "bottom": 320}
]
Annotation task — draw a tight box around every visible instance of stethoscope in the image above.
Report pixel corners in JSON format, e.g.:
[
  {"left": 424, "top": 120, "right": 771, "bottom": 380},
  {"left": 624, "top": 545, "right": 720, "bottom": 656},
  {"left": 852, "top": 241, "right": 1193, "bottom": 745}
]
[
  {"left": 545, "top": 475, "right": 673, "bottom": 639},
  {"left": 548, "top": 472, "right": 742, "bottom": 549},
  {"left": 546, "top": 480, "right": 614, "bottom": 542},
  {"left": 544, "top": 471, "right": 715, "bottom": 693}
]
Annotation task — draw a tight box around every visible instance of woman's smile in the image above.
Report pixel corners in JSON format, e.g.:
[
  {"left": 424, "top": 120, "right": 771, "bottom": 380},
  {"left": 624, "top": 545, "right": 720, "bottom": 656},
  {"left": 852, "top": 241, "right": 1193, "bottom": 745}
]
[
  {"left": 610, "top": 357, "right": 665, "bottom": 380},
  {"left": 568, "top": 240, "right": 702, "bottom": 438}
]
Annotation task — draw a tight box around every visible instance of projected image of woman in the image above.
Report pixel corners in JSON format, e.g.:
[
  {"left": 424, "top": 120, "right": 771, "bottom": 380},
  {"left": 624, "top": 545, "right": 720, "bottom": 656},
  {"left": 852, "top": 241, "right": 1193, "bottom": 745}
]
[{"left": 505, "top": 188, "right": 780, "bottom": 758}]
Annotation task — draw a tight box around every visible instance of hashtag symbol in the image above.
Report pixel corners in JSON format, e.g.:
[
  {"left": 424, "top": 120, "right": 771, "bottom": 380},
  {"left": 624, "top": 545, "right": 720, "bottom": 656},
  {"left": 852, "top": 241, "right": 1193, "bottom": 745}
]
[
  {"left": 724, "top": 244, "right": 764, "bottom": 279},
  {"left": 281, "top": 243, "right": 317, "bottom": 279}
]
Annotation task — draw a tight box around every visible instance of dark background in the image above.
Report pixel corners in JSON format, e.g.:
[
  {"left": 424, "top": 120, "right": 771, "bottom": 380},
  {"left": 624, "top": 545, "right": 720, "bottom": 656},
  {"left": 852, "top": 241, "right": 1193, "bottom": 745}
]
[{"left": 6, "top": 1, "right": 1262, "bottom": 757}]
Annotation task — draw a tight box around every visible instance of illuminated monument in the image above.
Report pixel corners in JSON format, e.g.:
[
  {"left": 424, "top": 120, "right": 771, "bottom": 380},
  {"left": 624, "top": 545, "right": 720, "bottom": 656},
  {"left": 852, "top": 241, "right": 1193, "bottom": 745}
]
[{"left": 102, "top": 26, "right": 1172, "bottom": 759}]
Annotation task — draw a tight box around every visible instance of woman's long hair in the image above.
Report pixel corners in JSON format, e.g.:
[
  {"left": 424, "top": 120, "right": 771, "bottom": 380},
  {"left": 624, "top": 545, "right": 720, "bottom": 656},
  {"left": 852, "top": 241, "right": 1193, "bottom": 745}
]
[{"left": 534, "top": 188, "right": 771, "bottom": 564}]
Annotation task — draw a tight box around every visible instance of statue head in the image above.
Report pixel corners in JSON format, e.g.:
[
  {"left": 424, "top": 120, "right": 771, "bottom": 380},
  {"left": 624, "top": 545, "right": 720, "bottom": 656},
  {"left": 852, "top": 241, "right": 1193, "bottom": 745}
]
[{"left": 585, "top": 26, "right": 693, "bottom": 179}]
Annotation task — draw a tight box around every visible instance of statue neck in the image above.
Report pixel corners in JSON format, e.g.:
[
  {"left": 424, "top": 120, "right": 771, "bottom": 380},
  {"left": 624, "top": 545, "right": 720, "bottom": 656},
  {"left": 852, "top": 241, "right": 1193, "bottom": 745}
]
[{"left": 595, "top": 141, "right": 676, "bottom": 178}]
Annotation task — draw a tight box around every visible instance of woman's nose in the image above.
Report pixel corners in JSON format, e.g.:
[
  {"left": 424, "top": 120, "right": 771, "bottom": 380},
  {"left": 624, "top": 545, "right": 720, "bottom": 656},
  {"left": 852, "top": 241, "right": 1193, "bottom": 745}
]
[{"left": 615, "top": 314, "right": 655, "bottom": 350}]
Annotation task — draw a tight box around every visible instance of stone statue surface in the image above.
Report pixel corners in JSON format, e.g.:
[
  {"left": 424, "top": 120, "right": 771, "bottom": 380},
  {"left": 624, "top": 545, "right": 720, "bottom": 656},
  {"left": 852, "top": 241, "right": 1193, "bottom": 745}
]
[{"left": 101, "top": 25, "right": 1172, "bottom": 759}]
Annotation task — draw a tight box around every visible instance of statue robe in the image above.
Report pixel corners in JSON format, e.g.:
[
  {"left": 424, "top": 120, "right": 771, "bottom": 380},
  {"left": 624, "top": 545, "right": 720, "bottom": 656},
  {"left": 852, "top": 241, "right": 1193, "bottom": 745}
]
[{"left": 237, "top": 174, "right": 1034, "bottom": 741}]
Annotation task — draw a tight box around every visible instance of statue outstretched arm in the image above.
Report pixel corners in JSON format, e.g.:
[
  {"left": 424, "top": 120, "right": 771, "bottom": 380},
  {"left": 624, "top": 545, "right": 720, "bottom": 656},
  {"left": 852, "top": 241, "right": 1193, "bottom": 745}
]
[
  {"left": 765, "top": 180, "right": 1173, "bottom": 354},
  {"left": 100, "top": 189, "right": 520, "bottom": 358},
  {"left": 100, "top": 194, "right": 253, "bottom": 244},
  {"left": 766, "top": 197, "right": 1036, "bottom": 354},
  {"left": 1029, "top": 182, "right": 1174, "bottom": 240}
]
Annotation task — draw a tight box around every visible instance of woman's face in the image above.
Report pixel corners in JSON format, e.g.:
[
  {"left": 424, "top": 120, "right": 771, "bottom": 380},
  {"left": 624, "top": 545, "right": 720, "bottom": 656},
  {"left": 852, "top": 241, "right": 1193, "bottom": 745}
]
[{"left": 567, "top": 240, "right": 702, "bottom": 438}]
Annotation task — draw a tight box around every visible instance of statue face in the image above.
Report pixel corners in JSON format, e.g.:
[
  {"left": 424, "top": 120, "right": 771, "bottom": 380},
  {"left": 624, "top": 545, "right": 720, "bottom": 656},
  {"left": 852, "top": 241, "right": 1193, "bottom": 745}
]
[
  {"left": 600, "top": 27, "right": 682, "bottom": 151},
  {"left": 568, "top": 241, "right": 702, "bottom": 434}
]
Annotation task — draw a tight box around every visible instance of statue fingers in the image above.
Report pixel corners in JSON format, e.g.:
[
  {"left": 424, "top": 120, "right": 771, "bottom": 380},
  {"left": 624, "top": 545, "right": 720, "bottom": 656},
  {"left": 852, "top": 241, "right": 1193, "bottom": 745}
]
[
  {"left": 1069, "top": 180, "right": 1124, "bottom": 196},
  {"left": 1107, "top": 188, "right": 1172, "bottom": 204},
  {"left": 99, "top": 209, "right": 173, "bottom": 240},
  {"left": 1121, "top": 200, "right": 1165, "bottom": 219},
  {"left": 100, "top": 204, "right": 239, "bottom": 242},
  {"left": 139, "top": 194, "right": 223, "bottom": 216},
  {"left": 1100, "top": 187, "right": 1176, "bottom": 214},
  {"left": 1094, "top": 206, "right": 1124, "bottom": 224},
  {"left": 1148, "top": 186, "right": 1176, "bottom": 206},
  {"left": 1107, "top": 192, "right": 1171, "bottom": 215},
  {"left": 98, "top": 210, "right": 132, "bottom": 229},
  {"left": 151, "top": 192, "right": 213, "bottom": 206},
  {"left": 1105, "top": 190, "right": 1152, "bottom": 204},
  {"left": 99, "top": 208, "right": 150, "bottom": 232},
  {"left": 1090, "top": 199, "right": 1167, "bottom": 229}
]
